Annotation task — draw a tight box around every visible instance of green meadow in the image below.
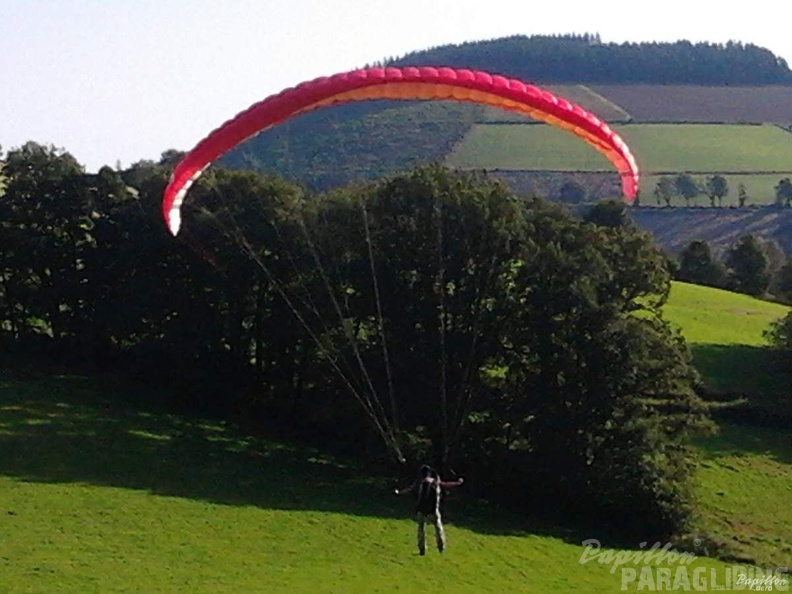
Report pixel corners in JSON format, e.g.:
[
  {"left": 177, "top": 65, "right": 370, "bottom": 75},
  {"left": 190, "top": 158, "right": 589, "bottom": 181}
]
[
  {"left": 664, "top": 282, "right": 788, "bottom": 348},
  {"left": 446, "top": 123, "right": 615, "bottom": 171},
  {"left": 619, "top": 124, "right": 792, "bottom": 173},
  {"left": 694, "top": 422, "right": 792, "bottom": 569},
  {"left": 0, "top": 373, "right": 741, "bottom": 593},
  {"left": 664, "top": 282, "right": 790, "bottom": 398},
  {"left": 446, "top": 123, "right": 792, "bottom": 203},
  {"left": 664, "top": 283, "right": 791, "bottom": 570},
  {"left": 1, "top": 282, "right": 789, "bottom": 592}
]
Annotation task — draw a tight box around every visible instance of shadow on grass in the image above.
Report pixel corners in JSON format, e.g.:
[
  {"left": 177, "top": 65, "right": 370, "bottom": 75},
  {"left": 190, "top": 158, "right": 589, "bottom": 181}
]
[
  {"left": 0, "top": 372, "right": 580, "bottom": 543},
  {"left": 690, "top": 343, "right": 788, "bottom": 398},
  {"left": 691, "top": 344, "right": 791, "bottom": 429},
  {"left": 695, "top": 421, "right": 792, "bottom": 466}
]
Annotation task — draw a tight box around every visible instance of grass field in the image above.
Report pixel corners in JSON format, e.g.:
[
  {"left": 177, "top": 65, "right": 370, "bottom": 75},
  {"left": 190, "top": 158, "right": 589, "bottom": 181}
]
[
  {"left": 619, "top": 124, "right": 792, "bottom": 173},
  {"left": 664, "top": 282, "right": 788, "bottom": 347},
  {"left": 664, "top": 281, "right": 790, "bottom": 398},
  {"left": 0, "top": 373, "right": 738, "bottom": 593},
  {"left": 446, "top": 123, "right": 792, "bottom": 182},
  {"left": 694, "top": 422, "right": 792, "bottom": 569},
  {"left": 446, "top": 123, "right": 615, "bottom": 171},
  {"left": 1, "top": 283, "right": 789, "bottom": 592}
]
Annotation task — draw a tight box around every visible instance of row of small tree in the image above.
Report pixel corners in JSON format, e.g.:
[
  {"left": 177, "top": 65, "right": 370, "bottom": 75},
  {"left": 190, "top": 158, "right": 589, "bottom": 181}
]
[{"left": 653, "top": 174, "right": 792, "bottom": 208}]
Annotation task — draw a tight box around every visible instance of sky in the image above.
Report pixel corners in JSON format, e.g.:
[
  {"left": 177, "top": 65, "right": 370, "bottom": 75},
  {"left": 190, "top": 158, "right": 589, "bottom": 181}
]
[{"left": 2, "top": 0, "right": 789, "bottom": 171}]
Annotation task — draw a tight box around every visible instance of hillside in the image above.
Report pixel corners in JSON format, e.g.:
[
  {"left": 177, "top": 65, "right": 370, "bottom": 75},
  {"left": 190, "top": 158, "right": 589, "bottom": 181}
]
[
  {"left": 217, "top": 35, "right": 792, "bottom": 254},
  {"left": 387, "top": 35, "right": 792, "bottom": 85},
  {"left": 0, "top": 371, "right": 739, "bottom": 593},
  {"left": 664, "top": 282, "right": 790, "bottom": 399},
  {"left": 630, "top": 207, "right": 792, "bottom": 255},
  {"left": 1, "top": 282, "right": 790, "bottom": 590}
]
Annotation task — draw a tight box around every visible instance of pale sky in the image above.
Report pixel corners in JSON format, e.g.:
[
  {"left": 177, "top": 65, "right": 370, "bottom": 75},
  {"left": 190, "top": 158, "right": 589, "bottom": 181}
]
[{"left": 2, "top": 0, "right": 789, "bottom": 171}]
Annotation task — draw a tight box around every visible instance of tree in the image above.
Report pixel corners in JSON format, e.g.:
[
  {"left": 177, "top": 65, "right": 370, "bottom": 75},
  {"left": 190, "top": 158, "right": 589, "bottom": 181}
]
[
  {"left": 0, "top": 142, "right": 87, "bottom": 343},
  {"left": 654, "top": 176, "right": 675, "bottom": 207},
  {"left": 724, "top": 235, "right": 771, "bottom": 296},
  {"left": 3, "top": 154, "right": 711, "bottom": 541},
  {"left": 583, "top": 199, "right": 631, "bottom": 228},
  {"left": 357, "top": 167, "right": 527, "bottom": 468},
  {"left": 765, "top": 311, "right": 792, "bottom": 350},
  {"left": 200, "top": 165, "right": 710, "bottom": 538},
  {"left": 481, "top": 208, "right": 710, "bottom": 538},
  {"left": 737, "top": 183, "right": 749, "bottom": 207},
  {"left": 704, "top": 175, "right": 729, "bottom": 207},
  {"left": 775, "top": 178, "right": 792, "bottom": 207},
  {"left": 558, "top": 180, "right": 587, "bottom": 203},
  {"left": 158, "top": 149, "right": 187, "bottom": 167},
  {"left": 675, "top": 174, "right": 700, "bottom": 206},
  {"left": 676, "top": 240, "right": 728, "bottom": 288},
  {"left": 773, "top": 258, "right": 792, "bottom": 303}
]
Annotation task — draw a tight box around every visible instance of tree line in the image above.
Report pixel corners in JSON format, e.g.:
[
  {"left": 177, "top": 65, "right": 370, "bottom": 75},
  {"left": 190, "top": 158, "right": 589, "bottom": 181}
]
[
  {"left": 652, "top": 174, "right": 792, "bottom": 208},
  {"left": 674, "top": 235, "right": 792, "bottom": 300},
  {"left": 387, "top": 35, "right": 792, "bottom": 85},
  {"left": 0, "top": 141, "right": 735, "bottom": 540},
  {"left": 673, "top": 235, "right": 792, "bottom": 352}
]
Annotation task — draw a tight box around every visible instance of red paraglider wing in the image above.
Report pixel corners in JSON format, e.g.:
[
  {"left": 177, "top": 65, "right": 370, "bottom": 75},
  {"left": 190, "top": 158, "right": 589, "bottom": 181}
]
[{"left": 163, "top": 66, "right": 639, "bottom": 235}]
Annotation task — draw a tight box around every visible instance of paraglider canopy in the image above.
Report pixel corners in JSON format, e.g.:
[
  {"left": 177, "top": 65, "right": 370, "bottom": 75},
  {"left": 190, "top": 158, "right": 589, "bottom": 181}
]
[{"left": 162, "top": 66, "right": 639, "bottom": 235}]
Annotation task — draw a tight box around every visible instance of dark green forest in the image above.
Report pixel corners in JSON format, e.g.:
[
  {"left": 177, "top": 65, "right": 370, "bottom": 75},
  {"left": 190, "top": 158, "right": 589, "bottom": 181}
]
[{"left": 387, "top": 34, "right": 792, "bottom": 85}]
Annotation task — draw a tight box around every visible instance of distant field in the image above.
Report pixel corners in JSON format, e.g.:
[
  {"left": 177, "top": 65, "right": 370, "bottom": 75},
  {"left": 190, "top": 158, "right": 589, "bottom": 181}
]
[
  {"left": 466, "top": 85, "right": 792, "bottom": 125},
  {"left": 591, "top": 85, "right": 792, "bottom": 123},
  {"left": 618, "top": 124, "right": 792, "bottom": 172},
  {"left": 446, "top": 123, "right": 792, "bottom": 203},
  {"left": 446, "top": 124, "right": 615, "bottom": 170}
]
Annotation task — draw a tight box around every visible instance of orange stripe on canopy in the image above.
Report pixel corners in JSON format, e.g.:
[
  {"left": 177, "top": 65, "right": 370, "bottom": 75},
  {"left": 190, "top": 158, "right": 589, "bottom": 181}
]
[{"left": 163, "top": 67, "right": 639, "bottom": 235}]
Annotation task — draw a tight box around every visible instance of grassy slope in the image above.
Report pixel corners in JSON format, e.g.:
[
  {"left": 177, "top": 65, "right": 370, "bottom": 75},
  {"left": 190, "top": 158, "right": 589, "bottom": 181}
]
[
  {"left": 1, "top": 283, "right": 789, "bottom": 592},
  {"left": 0, "top": 373, "right": 731, "bottom": 593},
  {"left": 665, "top": 282, "right": 792, "bottom": 569},
  {"left": 664, "top": 282, "right": 788, "bottom": 347},
  {"left": 694, "top": 422, "right": 792, "bottom": 568},
  {"left": 664, "top": 282, "right": 790, "bottom": 396}
]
